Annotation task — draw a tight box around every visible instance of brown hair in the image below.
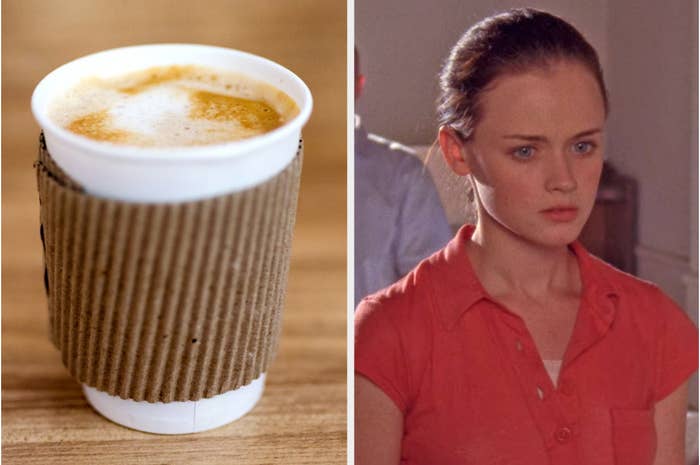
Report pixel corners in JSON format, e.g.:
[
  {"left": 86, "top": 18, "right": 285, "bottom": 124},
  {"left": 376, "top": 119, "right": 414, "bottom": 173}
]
[{"left": 437, "top": 8, "right": 608, "bottom": 140}]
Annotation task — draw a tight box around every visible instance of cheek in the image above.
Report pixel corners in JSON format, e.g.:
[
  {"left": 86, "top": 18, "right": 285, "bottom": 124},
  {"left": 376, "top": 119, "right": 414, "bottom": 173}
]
[
  {"left": 578, "top": 159, "right": 604, "bottom": 193},
  {"left": 473, "top": 173, "right": 538, "bottom": 212}
]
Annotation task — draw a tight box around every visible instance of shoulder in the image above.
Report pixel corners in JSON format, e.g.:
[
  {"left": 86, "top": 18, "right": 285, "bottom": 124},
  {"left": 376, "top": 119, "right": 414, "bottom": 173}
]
[
  {"left": 585, "top": 253, "right": 700, "bottom": 401},
  {"left": 366, "top": 132, "right": 418, "bottom": 158},
  {"left": 590, "top": 255, "right": 657, "bottom": 295},
  {"left": 354, "top": 250, "right": 448, "bottom": 412},
  {"left": 587, "top": 254, "right": 689, "bottom": 325},
  {"left": 365, "top": 133, "right": 426, "bottom": 175},
  {"left": 355, "top": 250, "right": 443, "bottom": 337}
]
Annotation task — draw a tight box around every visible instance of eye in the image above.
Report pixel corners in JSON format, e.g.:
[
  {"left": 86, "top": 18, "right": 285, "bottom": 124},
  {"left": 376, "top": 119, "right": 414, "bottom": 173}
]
[
  {"left": 572, "top": 141, "right": 595, "bottom": 155},
  {"left": 512, "top": 146, "right": 535, "bottom": 159}
]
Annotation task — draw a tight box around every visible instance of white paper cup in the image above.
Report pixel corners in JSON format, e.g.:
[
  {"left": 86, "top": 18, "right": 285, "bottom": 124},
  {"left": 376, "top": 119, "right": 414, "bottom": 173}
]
[
  {"left": 31, "top": 44, "right": 312, "bottom": 434},
  {"left": 32, "top": 43, "right": 312, "bottom": 203},
  {"left": 81, "top": 374, "right": 266, "bottom": 435}
]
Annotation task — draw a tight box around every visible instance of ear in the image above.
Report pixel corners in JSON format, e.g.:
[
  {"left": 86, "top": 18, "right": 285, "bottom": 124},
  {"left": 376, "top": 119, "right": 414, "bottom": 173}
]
[{"left": 438, "top": 126, "right": 472, "bottom": 176}]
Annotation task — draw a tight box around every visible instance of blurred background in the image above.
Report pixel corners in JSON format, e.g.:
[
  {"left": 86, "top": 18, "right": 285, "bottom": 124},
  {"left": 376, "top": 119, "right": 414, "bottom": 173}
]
[
  {"left": 357, "top": 0, "right": 697, "bottom": 460},
  {"left": 2, "top": 1, "right": 346, "bottom": 463}
]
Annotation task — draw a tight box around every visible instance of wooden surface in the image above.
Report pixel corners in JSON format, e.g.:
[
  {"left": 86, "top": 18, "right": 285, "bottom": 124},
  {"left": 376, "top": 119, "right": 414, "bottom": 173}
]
[{"left": 2, "top": 1, "right": 347, "bottom": 463}]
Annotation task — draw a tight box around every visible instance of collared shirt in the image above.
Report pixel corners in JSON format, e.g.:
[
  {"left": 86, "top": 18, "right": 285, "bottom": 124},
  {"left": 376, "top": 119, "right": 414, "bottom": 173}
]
[
  {"left": 355, "top": 225, "right": 698, "bottom": 465},
  {"left": 354, "top": 118, "right": 452, "bottom": 306}
]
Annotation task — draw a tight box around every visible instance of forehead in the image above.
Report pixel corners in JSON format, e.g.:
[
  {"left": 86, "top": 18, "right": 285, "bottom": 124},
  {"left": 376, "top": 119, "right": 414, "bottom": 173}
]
[{"left": 475, "top": 61, "right": 606, "bottom": 138}]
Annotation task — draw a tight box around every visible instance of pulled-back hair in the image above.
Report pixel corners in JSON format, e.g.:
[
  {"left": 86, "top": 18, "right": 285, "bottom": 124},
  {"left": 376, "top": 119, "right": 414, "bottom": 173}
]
[{"left": 437, "top": 8, "right": 608, "bottom": 140}]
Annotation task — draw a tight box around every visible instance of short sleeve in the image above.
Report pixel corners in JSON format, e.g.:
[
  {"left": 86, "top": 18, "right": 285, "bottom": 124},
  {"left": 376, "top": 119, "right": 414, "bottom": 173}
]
[
  {"left": 355, "top": 298, "right": 410, "bottom": 413},
  {"left": 653, "top": 289, "right": 699, "bottom": 402}
]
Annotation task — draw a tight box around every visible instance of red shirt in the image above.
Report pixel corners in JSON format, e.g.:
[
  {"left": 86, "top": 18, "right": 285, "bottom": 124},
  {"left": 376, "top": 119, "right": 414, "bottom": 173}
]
[{"left": 355, "top": 225, "right": 698, "bottom": 465}]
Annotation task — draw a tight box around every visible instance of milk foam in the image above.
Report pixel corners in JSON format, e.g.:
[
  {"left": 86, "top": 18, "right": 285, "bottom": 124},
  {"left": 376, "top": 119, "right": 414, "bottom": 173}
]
[{"left": 48, "top": 65, "right": 299, "bottom": 147}]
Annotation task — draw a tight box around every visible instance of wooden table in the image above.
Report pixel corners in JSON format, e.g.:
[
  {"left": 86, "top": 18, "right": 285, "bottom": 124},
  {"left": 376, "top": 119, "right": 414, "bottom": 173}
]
[{"left": 2, "top": 1, "right": 347, "bottom": 463}]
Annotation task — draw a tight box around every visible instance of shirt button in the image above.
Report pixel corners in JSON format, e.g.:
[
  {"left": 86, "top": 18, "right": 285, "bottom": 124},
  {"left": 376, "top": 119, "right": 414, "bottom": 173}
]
[
  {"left": 555, "top": 426, "right": 572, "bottom": 444},
  {"left": 516, "top": 339, "right": 523, "bottom": 352}
]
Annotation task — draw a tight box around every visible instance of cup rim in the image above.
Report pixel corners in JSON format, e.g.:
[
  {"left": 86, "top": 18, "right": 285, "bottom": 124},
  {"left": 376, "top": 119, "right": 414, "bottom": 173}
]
[{"left": 31, "top": 43, "right": 313, "bottom": 162}]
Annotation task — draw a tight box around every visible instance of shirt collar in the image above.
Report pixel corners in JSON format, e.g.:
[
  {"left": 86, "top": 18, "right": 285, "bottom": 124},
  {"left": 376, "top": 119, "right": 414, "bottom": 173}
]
[{"left": 430, "top": 224, "right": 620, "bottom": 331}]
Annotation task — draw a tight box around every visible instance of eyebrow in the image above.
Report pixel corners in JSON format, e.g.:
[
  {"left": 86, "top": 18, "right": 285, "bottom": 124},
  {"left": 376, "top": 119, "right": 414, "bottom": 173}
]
[{"left": 502, "top": 128, "right": 603, "bottom": 142}]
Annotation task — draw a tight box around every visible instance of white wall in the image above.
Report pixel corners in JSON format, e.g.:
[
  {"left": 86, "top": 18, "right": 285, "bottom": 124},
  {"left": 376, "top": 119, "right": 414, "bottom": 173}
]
[{"left": 606, "top": 0, "right": 696, "bottom": 297}]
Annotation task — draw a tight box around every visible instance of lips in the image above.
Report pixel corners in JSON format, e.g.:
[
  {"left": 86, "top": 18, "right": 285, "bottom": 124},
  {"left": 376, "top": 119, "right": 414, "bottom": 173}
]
[{"left": 541, "top": 206, "right": 578, "bottom": 222}]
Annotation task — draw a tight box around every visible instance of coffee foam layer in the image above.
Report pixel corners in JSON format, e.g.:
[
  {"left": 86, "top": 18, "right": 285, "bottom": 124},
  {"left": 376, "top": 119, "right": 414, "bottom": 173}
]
[{"left": 48, "top": 65, "right": 300, "bottom": 147}]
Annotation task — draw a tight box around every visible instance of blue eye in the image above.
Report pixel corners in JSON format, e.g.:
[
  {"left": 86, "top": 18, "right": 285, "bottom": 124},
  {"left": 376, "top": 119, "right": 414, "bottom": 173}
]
[
  {"left": 573, "top": 141, "right": 595, "bottom": 154},
  {"left": 512, "top": 146, "right": 534, "bottom": 159}
]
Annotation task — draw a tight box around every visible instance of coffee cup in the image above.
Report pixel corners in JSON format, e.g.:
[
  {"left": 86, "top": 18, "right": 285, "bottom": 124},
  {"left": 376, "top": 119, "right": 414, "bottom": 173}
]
[{"left": 31, "top": 43, "right": 312, "bottom": 434}]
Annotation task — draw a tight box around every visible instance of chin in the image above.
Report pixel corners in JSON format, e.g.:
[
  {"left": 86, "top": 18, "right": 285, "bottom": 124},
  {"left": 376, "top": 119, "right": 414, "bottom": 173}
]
[
  {"left": 535, "top": 235, "right": 578, "bottom": 248},
  {"left": 487, "top": 211, "right": 585, "bottom": 248},
  {"left": 532, "top": 224, "right": 584, "bottom": 247}
]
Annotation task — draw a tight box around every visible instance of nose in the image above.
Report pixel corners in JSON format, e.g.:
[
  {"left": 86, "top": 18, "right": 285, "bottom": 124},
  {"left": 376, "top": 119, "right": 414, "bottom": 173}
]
[{"left": 545, "top": 153, "right": 577, "bottom": 193}]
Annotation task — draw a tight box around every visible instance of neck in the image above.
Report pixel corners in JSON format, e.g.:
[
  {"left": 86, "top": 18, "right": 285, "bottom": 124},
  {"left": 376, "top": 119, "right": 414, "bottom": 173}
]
[{"left": 467, "top": 216, "right": 581, "bottom": 301}]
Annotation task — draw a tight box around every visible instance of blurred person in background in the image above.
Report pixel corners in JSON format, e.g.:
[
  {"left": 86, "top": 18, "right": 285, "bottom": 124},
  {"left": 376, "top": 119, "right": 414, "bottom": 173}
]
[{"left": 354, "top": 47, "right": 452, "bottom": 306}]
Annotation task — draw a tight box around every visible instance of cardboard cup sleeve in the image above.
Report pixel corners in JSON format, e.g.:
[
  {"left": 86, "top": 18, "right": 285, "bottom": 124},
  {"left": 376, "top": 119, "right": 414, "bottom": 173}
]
[{"left": 35, "top": 134, "right": 303, "bottom": 403}]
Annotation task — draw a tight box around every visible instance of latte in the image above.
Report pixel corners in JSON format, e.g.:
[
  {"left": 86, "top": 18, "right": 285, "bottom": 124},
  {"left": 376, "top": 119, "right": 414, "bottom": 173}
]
[{"left": 48, "top": 65, "right": 300, "bottom": 147}]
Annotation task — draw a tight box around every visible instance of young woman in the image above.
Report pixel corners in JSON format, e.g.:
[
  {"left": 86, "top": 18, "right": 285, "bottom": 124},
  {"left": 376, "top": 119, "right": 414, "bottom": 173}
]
[{"left": 355, "top": 9, "right": 698, "bottom": 465}]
